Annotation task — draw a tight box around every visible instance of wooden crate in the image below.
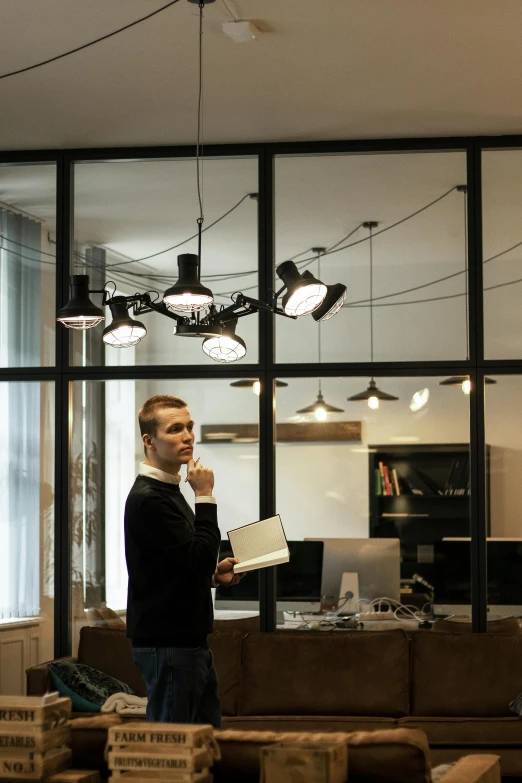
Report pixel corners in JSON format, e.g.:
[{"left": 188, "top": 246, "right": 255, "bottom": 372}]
[
  {"left": 0, "top": 724, "right": 72, "bottom": 753},
  {"left": 46, "top": 771, "right": 100, "bottom": 783},
  {"left": 107, "top": 723, "right": 214, "bottom": 751},
  {"left": 0, "top": 696, "right": 71, "bottom": 731},
  {"left": 108, "top": 746, "right": 213, "bottom": 776},
  {"left": 0, "top": 747, "right": 72, "bottom": 780},
  {"left": 261, "top": 742, "right": 348, "bottom": 783}
]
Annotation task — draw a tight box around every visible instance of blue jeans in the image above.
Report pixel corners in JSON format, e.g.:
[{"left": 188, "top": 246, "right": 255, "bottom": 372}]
[{"left": 132, "top": 646, "right": 222, "bottom": 728}]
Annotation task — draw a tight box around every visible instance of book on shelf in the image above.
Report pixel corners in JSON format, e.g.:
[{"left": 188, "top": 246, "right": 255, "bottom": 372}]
[
  {"left": 228, "top": 514, "right": 289, "bottom": 573},
  {"left": 444, "top": 454, "right": 469, "bottom": 496},
  {"left": 392, "top": 468, "right": 401, "bottom": 496},
  {"left": 375, "top": 468, "right": 382, "bottom": 495}
]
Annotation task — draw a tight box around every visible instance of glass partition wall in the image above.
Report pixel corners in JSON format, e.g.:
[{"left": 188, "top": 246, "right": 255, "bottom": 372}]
[{"left": 4, "top": 138, "right": 521, "bottom": 658}]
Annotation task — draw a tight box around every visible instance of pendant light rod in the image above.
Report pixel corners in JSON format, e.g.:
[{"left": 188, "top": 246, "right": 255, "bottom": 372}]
[
  {"left": 196, "top": 1, "right": 205, "bottom": 281},
  {"left": 312, "top": 247, "right": 326, "bottom": 394},
  {"left": 456, "top": 184, "right": 468, "bottom": 360},
  {"left": 362, "top": 221, "right": 378, "bottom": 363}
]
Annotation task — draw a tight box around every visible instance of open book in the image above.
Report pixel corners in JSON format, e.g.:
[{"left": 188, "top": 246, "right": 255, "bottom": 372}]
[{"left": 228, "top": 515, "right": 290, "bottom": 573}]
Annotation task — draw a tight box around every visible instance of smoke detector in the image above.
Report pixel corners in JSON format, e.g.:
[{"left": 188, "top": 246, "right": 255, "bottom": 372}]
[{"left": 222, "top": 20, "right": 261, "bottom": 43}]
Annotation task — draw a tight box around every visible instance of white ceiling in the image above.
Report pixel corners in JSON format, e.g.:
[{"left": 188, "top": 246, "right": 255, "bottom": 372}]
[{"left": 2, "top": 0, "right": 522, "bottom": 151}]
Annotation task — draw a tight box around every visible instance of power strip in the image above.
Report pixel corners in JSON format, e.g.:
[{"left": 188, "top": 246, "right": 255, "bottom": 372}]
[{"left": 357, "top": 611, "right": 397, "bottom": 621}]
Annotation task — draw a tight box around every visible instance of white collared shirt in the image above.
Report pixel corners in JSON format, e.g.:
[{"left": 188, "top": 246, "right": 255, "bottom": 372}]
[{"left": 138, "top": 462, "right": 216, "bottom": 504}]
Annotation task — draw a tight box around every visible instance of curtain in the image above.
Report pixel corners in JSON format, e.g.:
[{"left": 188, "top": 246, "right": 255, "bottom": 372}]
[{"left": 0, "top": 209, "right": 42, "bottom": 618}]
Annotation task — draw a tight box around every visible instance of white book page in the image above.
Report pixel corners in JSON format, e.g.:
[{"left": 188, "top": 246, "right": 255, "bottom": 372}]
[
  {"left": 228, "top": 515, "right": 287, "bottom": 564},
  {"left": 233, "top": 548, "right": 290, "bottom": 573}
]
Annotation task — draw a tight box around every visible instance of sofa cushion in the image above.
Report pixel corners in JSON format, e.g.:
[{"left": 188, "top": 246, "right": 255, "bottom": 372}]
[
  {"left": 78, "top": 627, "right": 146, "bottom": 697},
  {"left": 411, "top": 632, "right": 522, "bottom": 716},
  {"left": 214, "top": 727, "right": 430, "bottom": 783},
  {"left": 48, "top": 661, "right": 134, "bottom": 712},
  {"left": 400, "top": 716, "right": 522, "bottom": 745},
  {"left": 208, "top": 630, "right": 243, "bottom": 716},
  {"left": 239, "top": 631, "right": 410, "bottom": 717}
]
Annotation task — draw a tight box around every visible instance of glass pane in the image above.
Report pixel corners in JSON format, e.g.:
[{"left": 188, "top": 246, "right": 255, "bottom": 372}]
[
  {"left": 0, "top": 164, "right": 56, "bottom": 366},
  {"left": 482, "top": 150, "right": 522, "bottom": 359},
  {"left": 0, "top": 381, "right": 54, "bottom": 693},
  {"left": 485, "top": 375, "right": 522, "bottom": 620},
  {"left": 275, "top": 376, "right": 471, "bottom": 629},
  {"left": 71, "top": 158, "right": 258, "bottom": 367},
  {"left": 70, "top": 378, "right": 260, "bottom": 653},
  {"left": 275, "top": 151, "right": 468, "bottom": 363}
]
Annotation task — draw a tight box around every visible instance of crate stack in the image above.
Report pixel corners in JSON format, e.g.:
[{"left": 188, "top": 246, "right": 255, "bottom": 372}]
[
  {"left": 107, "top": 722, "right": 218, "bottom": 783},
  {"left": 0, "top": 695, "right": 73, "bottom": 781}
]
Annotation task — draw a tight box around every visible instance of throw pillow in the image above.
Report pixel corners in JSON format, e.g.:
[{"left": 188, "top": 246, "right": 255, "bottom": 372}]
[{"left": 48, "top": 661, "right": 134, "bottom": 713}]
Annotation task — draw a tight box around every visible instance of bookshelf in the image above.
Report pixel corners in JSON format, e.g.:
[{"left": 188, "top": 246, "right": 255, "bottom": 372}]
[{"left": 368, "top": 443, "right": 490, "bottom": 583}]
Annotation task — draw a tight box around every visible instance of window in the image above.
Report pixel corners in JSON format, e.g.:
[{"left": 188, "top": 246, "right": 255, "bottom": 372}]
[{"left": 69, "top": 377, "right": 260, "bottom": 651}]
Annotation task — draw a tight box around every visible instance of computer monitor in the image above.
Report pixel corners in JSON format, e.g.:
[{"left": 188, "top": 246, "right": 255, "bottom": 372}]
[
  {"left": 432, "top": 538, "right": 522, "bottom": 617},
  {"left": 215, "top": 540, "right": 324, "bottom": 613},
  {"left": 305, "top": 537, "right": 401, "bottom": 606},
  {"left": 276, "top": 540, "right": 324, "bottom": 613}
]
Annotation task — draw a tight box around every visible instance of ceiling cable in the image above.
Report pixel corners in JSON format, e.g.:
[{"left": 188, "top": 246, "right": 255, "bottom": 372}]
[{"left": 0, "top": 0, "right": 181, "bottom": 81}]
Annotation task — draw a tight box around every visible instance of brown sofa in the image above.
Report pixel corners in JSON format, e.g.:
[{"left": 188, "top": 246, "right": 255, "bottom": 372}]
[{"left": 26, "top": 626, "right": 522, "bottom": 776}]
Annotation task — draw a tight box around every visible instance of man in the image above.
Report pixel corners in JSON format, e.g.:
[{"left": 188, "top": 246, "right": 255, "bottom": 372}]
[{"left": 124, "top": 394, "right": 241, "bottom": 727}]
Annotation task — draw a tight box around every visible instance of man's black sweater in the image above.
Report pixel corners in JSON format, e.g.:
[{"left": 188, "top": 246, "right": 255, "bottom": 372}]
[{"left": 124, "top": 475, "right": 220, "bottom": 648}]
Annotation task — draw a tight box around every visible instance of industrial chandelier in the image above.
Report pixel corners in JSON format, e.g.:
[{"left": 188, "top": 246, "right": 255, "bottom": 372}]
[{"left": 56, "top": 0, "right": 345, "bottom": 362}]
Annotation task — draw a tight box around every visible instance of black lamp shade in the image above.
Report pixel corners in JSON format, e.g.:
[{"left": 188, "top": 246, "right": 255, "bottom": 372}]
[
  {"left": 102, "top": 297, "right": 147, "bottom": 348},
  {"left": 56, "top": 275, "right": 105, "bottom": 330},
  {"left": 296, "top": 391, "right": 344, "bottom": 414},
  {"left": 202, "top": 319, "right": 246, "bottom": 363},
  {"left": 230, "top": 379, "right": 288, "bottom": 389},
  {"left": 348, "top": 378, "right": 399, "bottom": 402},
  {"left": 276, "top": 261, "right": 327, "bottom": 317},
  {"left": 163, "top": 253, "right": 214, "bottom": 313},
  {"left": 439, "top": 376, "right": 497, "bottom": 386},
  {"left": 312, "top": 283, "right": 347, "bottom": 322}
]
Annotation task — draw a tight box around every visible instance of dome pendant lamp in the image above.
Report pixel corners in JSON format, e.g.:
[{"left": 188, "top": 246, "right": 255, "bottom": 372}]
[
  {"left": 230, "top": 379, "right": 288, "bottom": 395},
  {"left": 56, "top": 275, "right": 105, "bottom": 330},
  {"left": 102, "top": 296, "right": 147, "bottom": 347},
  {"left": 163, "top": 253, "right": 214, "bottom": 313},
  {"left": 347, "top": 222, "right": 398, "bottom": 409},
  {"left": 276, "top": 260, "right": 327, "bottom": 317},
  {"left": 202, "top": 318, "right": 247, "bottom": 363}
]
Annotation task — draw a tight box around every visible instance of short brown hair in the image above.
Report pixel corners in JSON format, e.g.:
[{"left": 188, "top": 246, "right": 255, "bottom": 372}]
[{"left": 138, "top": 395, "right": 187, "bottom": 455}]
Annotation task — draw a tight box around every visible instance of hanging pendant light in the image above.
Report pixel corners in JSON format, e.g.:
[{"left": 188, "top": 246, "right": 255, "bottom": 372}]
[
  {"left": 202, "top": 318, "right": 246, "bottom": 363},
  {"left": 347, "top": 222, "right": 399, "bottom": 408},
  {"left": 439, "top": 186, "right": 496, "bottom": 394},
  {"left": 439, "top": 376, "right": 496, "bottom": 394},
  {"left": 230, "top": 379, "right": 288, "bottom": 395},
  {"left": 297, "top": 390, "right": 344, "bottom": 422},
  {"left": 348, "top": 378, "right": 399, "bottom": 410},
  {"left": 163, "top": 253, "right": 214, "bottom": 313},
  {"left": 56, "top": 275, "right": 105, "bottom": 330},
  {"left": 276, "top": 260, "right": 327, "bottom": 317},
  {"left": 102, "top": 296, "right": 147, "bottom": 347},
  {"left": 296, "top": 249, "right": 344, "bottom": 420}
]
